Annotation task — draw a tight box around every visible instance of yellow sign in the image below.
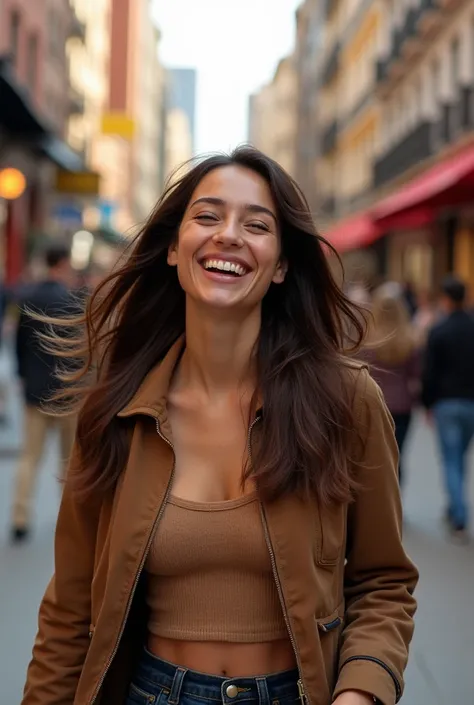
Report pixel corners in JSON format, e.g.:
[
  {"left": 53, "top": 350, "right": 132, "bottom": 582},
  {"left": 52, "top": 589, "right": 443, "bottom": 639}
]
[
  {"left": 0, "top": 168, "right": 27, "bottom": 200},
  {"left": 101, "top": 112, "right": 136, "bottom": 140},
  {"left": 55, "top": 170, "right": 100, "bottom": 196}
]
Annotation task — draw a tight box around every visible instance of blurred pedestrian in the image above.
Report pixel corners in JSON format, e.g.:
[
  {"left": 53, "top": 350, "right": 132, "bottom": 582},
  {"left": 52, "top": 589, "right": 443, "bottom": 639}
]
[
  {"left": 22, "top": 148, "right": 417, "bottom": 705},
  {"left": 401, "top": 280, "right": 417, "bottom": 319},
  {"left": 412, "top": 289, "right": 438, "bottom": 347},
  {"left": 363, "top": 283, "right": 420, "bottom": 484},
  {"left": 0, "top": 276, "right": 9, "bottom": 422},
  {"left": 422, "top": 275, "right": 474, "bottom": 543},
  {"left": 11, "top": 245, "right": 77, "bottom": 542}
]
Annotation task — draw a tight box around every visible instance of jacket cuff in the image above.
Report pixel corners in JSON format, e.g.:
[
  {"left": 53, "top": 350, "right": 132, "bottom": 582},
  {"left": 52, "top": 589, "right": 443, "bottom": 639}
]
[{"left": 333, "top": 658, "right": 398, "bottom": 705}]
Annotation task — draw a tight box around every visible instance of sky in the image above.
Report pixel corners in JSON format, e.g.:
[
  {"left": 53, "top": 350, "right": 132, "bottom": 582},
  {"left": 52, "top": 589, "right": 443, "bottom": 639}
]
[{"left": 152, "top": 0, "right": 301, "bottom": 156}]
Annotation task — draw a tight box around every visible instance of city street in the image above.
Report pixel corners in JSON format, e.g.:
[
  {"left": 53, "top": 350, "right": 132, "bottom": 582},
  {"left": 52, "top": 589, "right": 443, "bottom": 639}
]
[{"left": 0, "top": 351, "right": 473, "bottom": 705}]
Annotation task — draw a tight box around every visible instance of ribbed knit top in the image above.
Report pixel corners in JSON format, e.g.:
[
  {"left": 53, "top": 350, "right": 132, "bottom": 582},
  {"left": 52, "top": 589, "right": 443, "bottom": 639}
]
[{"left": 145, "top": 493, "right": 288, "bottom": 642}]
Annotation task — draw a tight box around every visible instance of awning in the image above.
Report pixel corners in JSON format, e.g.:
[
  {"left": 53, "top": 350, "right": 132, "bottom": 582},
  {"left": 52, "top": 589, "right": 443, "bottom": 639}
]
[
  {"left": 373, "top": 143, "right": 474, "bottom": 229},
  {"left": 323, "top": 212, "right": 383, "bottom": 253},
  {"left": 0, "top": 57, "right": 48, "bottom": 134},
  {"left": 0, "top": 56, "right": 86, "bottom": 173}
]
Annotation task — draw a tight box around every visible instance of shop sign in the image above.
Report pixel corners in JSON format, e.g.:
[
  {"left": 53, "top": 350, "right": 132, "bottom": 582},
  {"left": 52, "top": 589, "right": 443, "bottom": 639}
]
[
  {"left": 55, "top": 170, "right": 100, "bottom": 196},
  {"left": 100, "top": 112, "right": 136, "bottom": 140}
]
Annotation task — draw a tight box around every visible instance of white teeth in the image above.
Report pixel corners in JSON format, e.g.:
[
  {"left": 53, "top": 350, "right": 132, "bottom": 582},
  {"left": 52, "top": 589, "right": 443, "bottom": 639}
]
[{"left": 202, "top": 259, "right": 247, "bottom": 276}]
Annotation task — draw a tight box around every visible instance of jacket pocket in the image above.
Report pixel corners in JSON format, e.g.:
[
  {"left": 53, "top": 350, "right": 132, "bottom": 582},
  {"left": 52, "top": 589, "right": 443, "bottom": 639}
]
[
  {"left": 315, "top": 602, "right": 345, "bottom": 632},
  {"left": 316, "top": 500, "right": 347, "bottom": 565},
  {"left": 315, "top": 603, "right": 345, "bottom": 693}
]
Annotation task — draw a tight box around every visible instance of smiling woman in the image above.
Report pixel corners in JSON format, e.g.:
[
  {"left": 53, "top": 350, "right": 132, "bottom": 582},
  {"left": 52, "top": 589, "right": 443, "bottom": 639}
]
[{"left": 21, "top": 147, "right": 417, "bottom": 705}]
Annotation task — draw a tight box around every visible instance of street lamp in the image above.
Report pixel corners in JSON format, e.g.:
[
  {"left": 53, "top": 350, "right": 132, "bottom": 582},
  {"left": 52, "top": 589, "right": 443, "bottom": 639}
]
[{"left": 0, "top": 167, "right": 27, "bottom": 200}]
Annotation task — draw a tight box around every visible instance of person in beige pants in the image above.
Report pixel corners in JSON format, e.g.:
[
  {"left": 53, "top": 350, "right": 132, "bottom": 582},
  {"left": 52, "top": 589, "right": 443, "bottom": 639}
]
[
  {"left": 11, "top": 245, "right": 77, "bottom": 542},
  {"left": 12, "top": 407, "right": 76, "bottom": 535}
]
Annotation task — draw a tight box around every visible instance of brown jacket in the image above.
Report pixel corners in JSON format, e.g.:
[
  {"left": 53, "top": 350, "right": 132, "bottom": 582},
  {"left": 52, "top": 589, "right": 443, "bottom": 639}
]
[{"left": 22, "top": 341, "right": 418, "bottom": 705}]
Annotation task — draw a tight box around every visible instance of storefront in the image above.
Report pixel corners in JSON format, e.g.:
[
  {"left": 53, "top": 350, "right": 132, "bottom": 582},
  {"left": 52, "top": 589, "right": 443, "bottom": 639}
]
[
  {"left": 324, "top": 141, "right": 474, "bottom": 295},
  {"left": 0, "top": 56, "right": 89, "bottom": 284}
]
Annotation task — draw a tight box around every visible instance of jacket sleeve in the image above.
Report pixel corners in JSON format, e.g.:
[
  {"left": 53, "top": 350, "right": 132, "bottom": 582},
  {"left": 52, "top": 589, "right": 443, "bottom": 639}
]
[
  {"left": 333, "top": 369, "right": 418, "bottom": 705},
  {"left": 15, "top": 305, "right": 31, "bottom": 379},
  {"left": 22, "top": 445, "right": 103, "bottom": 705}
]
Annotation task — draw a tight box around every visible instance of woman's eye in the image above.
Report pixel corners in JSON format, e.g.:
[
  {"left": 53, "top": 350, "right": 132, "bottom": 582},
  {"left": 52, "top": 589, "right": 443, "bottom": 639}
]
[
  {"left": 248, "top": 221, "right": 269, "bottom": 232},
  {"left": 195, "top": 213, "right": 218, "bottom": 223}
]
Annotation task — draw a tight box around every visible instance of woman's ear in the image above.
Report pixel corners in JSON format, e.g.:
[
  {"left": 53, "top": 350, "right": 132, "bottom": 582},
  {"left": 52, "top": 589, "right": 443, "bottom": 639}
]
[
  {"left": 167, "top": 243, "right": 178, "bottom": 266},
  {"left": 272, "top": 259, "right": 288, "bottom": 285}
]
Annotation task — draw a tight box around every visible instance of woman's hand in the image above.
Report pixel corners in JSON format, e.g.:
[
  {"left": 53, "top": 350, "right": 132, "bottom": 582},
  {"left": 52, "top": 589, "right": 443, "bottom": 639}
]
[{"left": 333, "top": 691, "right": 375, "bottom": 705}]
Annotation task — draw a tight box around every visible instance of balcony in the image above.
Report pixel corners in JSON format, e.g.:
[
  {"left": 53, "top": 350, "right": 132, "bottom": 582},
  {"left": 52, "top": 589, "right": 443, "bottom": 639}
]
[
  {"left": 460, "top": 87, "right": 474, "bottom": 130},
  {"left": 374, "top": 121, "right": 434, "bottom": 188},
  {"left": 417, "top": 0, "right": 444, "bottom": 35},
  {"left": 69, "top": 86, "right": 85, "bottom": 114},
  {"left": 377, "top": 0, "right": 443, "bottom": 93},
  {"left": 69, "top": 6, "right": 86, "bottom": 41},
  {"left": 321, "top": 42, "right": 340, "bottom": 87},
  {"left": 320, "top": 119, "right": 338, "bottom": 156},
  {"left": 323, "top": 0, "right": 340, "bottom": 20}
]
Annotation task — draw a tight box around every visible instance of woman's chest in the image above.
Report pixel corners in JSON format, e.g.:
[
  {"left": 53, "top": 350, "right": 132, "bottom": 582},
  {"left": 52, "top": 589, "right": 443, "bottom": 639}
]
[{"left": 168, "top": 405, "right": 254, "bottom": 501}]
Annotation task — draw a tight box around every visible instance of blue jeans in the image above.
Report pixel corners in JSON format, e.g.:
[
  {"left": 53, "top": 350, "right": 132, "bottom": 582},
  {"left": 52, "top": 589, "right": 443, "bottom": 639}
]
[
  {"left": 434, "top": 399, "right": 474, "bottom": 529},
  {"left": 126, "top": 649, "right": 300, "bottom": 705}
]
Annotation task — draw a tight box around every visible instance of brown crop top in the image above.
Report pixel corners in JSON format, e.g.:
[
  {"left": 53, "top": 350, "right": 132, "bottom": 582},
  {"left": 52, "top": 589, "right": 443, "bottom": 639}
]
[{"left": 145, "top": 493, "right": 288, "bottom": 642}]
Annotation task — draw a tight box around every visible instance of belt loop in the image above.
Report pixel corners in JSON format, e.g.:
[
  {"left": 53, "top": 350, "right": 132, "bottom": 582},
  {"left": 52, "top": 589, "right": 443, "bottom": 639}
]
[
  {"left": 255, "top": 677, "right": 270, "bottom": 705},
  {"left": 168, "top": 666, "right": 187, "bottom": 705}
]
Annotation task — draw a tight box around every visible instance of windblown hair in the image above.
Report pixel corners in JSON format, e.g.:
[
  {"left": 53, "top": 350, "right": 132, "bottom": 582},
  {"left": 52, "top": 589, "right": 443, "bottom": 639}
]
[
  {"left": 367, "top": 283, "right": 416, "bottom": 366},
  {"left": 46, "top": 147, "right": 367, "bottom": 505}
]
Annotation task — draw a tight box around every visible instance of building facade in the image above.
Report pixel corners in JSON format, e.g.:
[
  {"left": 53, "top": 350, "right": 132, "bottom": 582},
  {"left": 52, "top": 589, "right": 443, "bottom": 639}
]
[
  {"left": 163, "top": 68, "right": 197, "bottom": 181},
  {"left": 0, "top": 0, "right": 85, "bottom": 282},
  {"left": 292, "top": 0, "right": 474, "bottom": 294},
  {"left": 248, "top": 56, "right": 297, "bottom": 177}
]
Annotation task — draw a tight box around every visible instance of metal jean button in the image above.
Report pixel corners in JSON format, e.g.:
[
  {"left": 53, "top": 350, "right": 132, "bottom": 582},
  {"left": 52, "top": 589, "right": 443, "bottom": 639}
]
[{"left": 226, "top": 685, "right": 239, "bottom": 698}]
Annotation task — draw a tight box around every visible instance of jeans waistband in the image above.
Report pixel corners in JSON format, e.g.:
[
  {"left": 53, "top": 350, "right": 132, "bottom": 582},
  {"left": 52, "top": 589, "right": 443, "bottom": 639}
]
[{"left": 135, "top": 649, "right": 300, "bottom": 705}]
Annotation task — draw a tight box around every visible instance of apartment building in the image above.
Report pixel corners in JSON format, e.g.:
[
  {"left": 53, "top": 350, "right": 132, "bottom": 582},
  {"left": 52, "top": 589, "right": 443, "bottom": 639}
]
[
  {"left": 0, "top": 0, "right": 86, "bottom": 282},
  {"left": 293, "top": 0, "right": 474, "bottom": 292},
  {"left": 371, "top": 0, "right": 474, "bottom": 290},
  {"left": 248, "top": 56, "right": 297, "bottom": 176}
]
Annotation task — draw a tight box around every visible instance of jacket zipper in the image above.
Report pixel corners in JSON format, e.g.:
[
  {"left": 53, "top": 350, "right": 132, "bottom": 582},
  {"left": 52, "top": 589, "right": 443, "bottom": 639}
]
[
  {"left": 247, "top": 417, "right": 309, "bottom": 705},
  {"left": 340, "top": 656, "right": 401, "bottom": 702},
  {"left": 89, "top": 418, "right": 175, "bottom": 704}
]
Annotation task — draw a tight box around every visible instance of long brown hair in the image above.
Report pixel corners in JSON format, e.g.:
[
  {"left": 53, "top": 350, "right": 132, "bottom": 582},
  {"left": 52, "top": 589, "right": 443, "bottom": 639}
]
[
  {"left": 47, "top": 147, "right": 366, "bottom": 504},
  {"left": 367, "top": 284, "right": 416, "bottom": 366}
]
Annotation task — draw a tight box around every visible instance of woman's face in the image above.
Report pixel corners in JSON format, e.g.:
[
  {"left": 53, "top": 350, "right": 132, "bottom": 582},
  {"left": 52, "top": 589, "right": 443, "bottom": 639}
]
[{"left": 168, "top": 165, "right": 286, "bottom": 312}]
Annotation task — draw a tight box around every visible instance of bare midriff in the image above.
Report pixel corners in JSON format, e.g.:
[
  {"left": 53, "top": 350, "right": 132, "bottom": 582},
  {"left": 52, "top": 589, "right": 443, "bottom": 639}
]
[{"left": 147, "top": 635, "right": 297, "bottom": 677}]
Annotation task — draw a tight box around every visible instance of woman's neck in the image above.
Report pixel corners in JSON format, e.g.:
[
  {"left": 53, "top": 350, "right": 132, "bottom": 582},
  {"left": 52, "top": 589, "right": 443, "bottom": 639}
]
[{"left": 176, "top": 303, "right": 260, "bottom": 397}]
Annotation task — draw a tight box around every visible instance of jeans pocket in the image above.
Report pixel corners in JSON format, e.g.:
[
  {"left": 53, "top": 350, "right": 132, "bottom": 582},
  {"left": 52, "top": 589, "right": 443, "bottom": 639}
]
[{"left": 126, "top": 681, "right": 160, "bottom": 705}]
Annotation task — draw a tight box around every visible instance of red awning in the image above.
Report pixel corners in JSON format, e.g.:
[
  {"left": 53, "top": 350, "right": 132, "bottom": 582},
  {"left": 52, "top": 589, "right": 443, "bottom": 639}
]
[
  {"left": 323, "top": 212, "right": 382, "bottom": 253},
  {"left": 373, "top": 143, "right": 474, "bottom": 229}
]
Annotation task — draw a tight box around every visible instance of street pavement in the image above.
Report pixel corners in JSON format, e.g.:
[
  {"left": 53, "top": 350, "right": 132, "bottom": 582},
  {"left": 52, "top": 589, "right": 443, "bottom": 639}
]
[{"left": 0, "top": 348, "right": 473, "bottom": 704}]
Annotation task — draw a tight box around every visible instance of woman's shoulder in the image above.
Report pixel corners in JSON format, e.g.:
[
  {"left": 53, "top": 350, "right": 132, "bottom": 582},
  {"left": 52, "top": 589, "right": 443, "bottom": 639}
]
[{"left": 340, "top": 358, "right": 385, "bottom": 416}]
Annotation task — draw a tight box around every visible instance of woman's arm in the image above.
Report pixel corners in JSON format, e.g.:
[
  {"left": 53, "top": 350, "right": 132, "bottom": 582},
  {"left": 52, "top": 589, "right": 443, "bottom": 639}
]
[
  {"left": 333, "top": 370, "right": 418, "bottom": 705},
  {"left": 21, "top": 443, "right": 103, "bottom": 705}
]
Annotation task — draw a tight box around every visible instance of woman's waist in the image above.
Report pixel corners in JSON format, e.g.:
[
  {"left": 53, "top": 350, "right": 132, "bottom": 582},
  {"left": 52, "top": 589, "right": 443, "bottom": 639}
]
[{"left": 146, "top": 635, "right": 297, "bottom": 679}]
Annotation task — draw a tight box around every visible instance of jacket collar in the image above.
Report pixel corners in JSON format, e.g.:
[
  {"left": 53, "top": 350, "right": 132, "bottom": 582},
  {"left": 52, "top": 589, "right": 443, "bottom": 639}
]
[
  {"left": 117, "top": 334, "right": 265, "bottom": 425},
  {"left": 117, "top": 336, "right": 185, "bottom": 421}
]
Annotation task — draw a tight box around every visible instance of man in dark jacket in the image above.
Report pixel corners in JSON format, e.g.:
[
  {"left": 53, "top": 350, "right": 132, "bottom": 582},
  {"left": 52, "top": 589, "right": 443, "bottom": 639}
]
[
  {"left": 422, "top": 275, "right": 474, "bottom": 543},
  {"left": 11, "top": 245, "right": 76, "bottom": 542}
]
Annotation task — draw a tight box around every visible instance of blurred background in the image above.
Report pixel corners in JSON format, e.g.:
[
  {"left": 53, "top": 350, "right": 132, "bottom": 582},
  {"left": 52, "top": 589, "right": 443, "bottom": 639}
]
[{"left": 0, "top": 1, "right": 473, "bottom": 704}]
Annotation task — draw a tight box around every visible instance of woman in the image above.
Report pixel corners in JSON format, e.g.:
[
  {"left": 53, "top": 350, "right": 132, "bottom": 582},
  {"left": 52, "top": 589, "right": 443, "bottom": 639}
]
[
  {"left": 363, "top": 283, "right": 420, "bottom": 484},
  {"left": 22, "top": 148, "right": 417, "bottom": 705},
  {"left": 411, "top": 289, "right": 437, "bottom": 348}
]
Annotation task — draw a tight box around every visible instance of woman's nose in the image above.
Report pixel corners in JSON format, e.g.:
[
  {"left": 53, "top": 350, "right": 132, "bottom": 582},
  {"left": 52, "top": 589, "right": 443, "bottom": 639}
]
[{"left": 213, "top": 218, "right": 243, "bottom": 247}]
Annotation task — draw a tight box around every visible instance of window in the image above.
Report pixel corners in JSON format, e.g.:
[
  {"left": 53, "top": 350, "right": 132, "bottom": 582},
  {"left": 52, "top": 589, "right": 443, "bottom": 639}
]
[
  {"left": 10, "top": 10, "right": 21, "bottom": 67},
  {"left": 27, "top": 33, "right": 38, "bottom": 93},
  {"left": 451, "top": 37, "right": 460, "bottom": 87}
]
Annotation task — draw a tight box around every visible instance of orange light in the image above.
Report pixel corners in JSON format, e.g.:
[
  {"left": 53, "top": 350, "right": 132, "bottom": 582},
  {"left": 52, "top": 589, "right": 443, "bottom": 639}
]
[{"left": 0, "top": 168, "right": 27, "bottom": 200}]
